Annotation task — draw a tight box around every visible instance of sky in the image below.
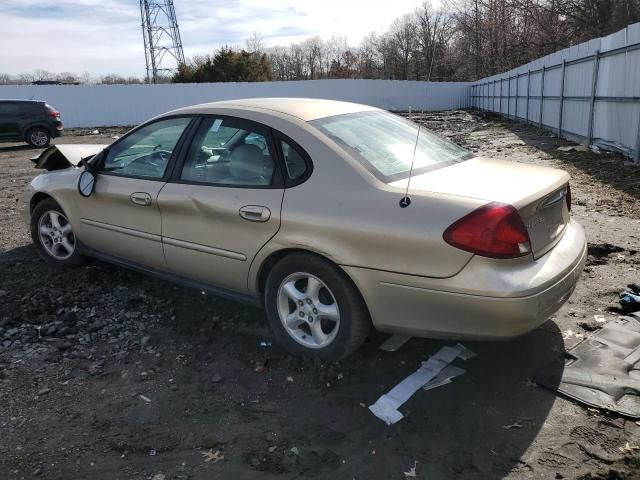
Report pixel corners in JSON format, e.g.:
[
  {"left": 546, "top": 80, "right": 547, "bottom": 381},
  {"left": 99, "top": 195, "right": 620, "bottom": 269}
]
[{"left": 0, "top": 0, "right": 434, "bottom": 78}]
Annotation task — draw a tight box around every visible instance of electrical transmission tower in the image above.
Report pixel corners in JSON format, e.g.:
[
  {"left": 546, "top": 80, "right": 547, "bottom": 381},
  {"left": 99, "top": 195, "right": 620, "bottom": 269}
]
[{"left": 139, "top": 0, "right": 186, "bottom": 83}]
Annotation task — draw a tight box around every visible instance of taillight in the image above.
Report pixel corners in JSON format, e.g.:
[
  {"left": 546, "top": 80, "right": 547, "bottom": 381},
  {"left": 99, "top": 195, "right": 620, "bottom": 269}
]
[
  {"left": 443, "top": 202, "right": 532, "bottom": 259},
  {"left": 565, "top": 184, "right": 571, "bottom": 212},
  {"left": 46, "top": 104, "right": 60, "bottom": 119}
]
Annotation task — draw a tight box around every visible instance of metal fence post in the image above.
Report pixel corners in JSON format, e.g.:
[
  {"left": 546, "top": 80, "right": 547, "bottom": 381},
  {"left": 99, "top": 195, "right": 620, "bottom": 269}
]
[
  {"left": 558, "top": 60, "right": 567, "bottom": 137},
  {"left": 587, "top": 51, "right": 601, "bottom": 146},
  {"left": 513, "top": 74, "right": 520, "bottom": 120},
  {"left": 499, "top": 79, "right": 503, "bottom": 114},
  {"left": 525, "top": 70, "right": 531, "bottom": 124},
  {"left": 634, "top": 108, "right": 640, "bottom": 164},
  {"left": 539, "top": 66, "right": 546, "bottom": 129},
  {"left": 507, "top": 76, "right": 511, "bottom": 118}
]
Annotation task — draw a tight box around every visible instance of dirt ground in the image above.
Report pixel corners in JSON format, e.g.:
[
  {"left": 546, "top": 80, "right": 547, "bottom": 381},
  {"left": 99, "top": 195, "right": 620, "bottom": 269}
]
[{"left": 1, "top": 113, "right": 640, "bottom": 480}]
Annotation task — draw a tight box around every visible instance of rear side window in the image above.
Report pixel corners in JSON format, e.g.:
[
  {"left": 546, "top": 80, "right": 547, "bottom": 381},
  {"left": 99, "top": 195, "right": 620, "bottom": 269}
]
[
  {"left": 180, "top": 117, "right": 277, "bottom": 187},
  {"left": 0, "top": 103, "right": 20, "bottom": 114},
  {"left": 279, "top": 137, "right": 309, "bottom": 182}
]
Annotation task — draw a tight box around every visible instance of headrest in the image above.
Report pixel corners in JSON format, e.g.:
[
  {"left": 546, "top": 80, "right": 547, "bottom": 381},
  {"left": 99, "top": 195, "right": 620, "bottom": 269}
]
[{"left": 229, "top": 144, "right": 265, "bottom": 180}]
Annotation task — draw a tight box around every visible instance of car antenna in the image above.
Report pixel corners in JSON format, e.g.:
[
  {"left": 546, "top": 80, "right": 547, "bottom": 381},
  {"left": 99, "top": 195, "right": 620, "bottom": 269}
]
[{"left": 399, "top": 123, "right": 421, "bottom": 208}]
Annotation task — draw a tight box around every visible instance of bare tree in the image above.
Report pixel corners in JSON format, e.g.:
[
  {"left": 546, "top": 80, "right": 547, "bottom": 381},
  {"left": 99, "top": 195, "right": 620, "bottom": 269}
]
[{"left": 245, "top": 31, "right": 265, "bottom": 53}]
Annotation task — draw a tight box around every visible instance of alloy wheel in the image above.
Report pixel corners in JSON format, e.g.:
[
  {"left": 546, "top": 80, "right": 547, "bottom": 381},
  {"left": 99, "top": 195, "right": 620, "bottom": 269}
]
[
  {"left": 38, "top": 210, "right": 75, "bottom": 260},
  {"left": 30, "top": 130, "right": 49, "bottom": 147},
  {"left": 276, "top": 272, "right": 340, "bottom": 349}
]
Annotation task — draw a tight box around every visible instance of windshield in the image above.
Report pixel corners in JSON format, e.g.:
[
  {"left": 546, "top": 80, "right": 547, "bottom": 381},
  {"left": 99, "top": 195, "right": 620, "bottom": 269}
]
[{"left": 310, "top": 111, "right": 471, "bottom": 182}]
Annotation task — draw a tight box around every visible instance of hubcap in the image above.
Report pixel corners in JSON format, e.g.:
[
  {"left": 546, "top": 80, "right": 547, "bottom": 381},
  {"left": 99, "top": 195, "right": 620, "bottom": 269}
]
[
  {"left": 277, "top": 272, "right": 340, "bottom": 349},
  {"left": 38, "top": 210, "right": 75, "bottom": 260},
  {"left": 30, "top": 130, "right": 48, "bottom": 147}
]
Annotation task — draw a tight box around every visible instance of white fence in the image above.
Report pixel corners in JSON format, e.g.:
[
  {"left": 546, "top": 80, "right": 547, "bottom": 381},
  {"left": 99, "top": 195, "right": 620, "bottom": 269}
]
[
  {"left": 471, "top": 22, "right": 640, "bottom": 163},
  {"left": 0, "top": 79, "right": 470, "bottom": 128}
]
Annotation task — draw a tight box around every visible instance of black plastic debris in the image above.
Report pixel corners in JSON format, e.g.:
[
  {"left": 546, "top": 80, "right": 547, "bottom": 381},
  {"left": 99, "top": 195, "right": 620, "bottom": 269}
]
[{"left": 536, "top": 312, "right": 640, "bottom": 418}]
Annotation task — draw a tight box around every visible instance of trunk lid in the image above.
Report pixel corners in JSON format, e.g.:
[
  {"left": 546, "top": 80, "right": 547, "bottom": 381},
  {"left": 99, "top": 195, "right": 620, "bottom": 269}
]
[{"left": 390, "top": 157, "right": 571, "bottom": 258}]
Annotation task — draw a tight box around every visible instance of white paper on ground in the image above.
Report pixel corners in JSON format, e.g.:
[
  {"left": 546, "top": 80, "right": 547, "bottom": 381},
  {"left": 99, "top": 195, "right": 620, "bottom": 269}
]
[{"left": 368, "top": 343, "right": 475, "bottom": 425}]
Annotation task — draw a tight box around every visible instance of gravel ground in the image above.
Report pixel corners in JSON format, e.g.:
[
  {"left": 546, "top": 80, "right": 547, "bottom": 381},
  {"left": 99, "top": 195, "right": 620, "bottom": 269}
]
[{"left": 1, "top": 114, "right": 640, "bottom": 480}]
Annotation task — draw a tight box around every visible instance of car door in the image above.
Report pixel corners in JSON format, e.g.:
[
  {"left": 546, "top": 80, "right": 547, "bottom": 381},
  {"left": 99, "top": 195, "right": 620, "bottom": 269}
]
[
  {"left": 158, "top": 115, "right": 285, "bottom": 294},
  {"left": 77, "top": 116, "right": 193, "bottom": 270}
]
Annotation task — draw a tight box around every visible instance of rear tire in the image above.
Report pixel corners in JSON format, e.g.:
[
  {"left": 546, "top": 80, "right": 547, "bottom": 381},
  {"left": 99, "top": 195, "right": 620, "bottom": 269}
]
[
  {"left": 26, "top": 127, "right": 51, "bottom": 148},
  {"left": 31, "top": 199, "right": 85, "bottom": 268},
  {"left": 264, "top": 253, "right": 371, "bottom": 360}
]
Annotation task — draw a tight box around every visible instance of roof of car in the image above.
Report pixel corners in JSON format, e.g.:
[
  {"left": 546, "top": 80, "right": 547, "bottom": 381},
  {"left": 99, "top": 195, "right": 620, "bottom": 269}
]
[{"left": 170, "top": 97, "right": 380, "bottom": 122}]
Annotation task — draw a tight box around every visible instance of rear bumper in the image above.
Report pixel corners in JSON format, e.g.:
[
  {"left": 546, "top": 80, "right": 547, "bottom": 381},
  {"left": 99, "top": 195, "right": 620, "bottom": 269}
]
[{"left": 343, "top": 220, "right": 587, "bottom": 339}]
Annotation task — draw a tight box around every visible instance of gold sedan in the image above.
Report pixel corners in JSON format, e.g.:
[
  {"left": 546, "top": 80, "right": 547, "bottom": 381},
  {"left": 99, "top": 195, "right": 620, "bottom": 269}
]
[{"left": 21, "top": 98, "right": 587, "bottom": 359}]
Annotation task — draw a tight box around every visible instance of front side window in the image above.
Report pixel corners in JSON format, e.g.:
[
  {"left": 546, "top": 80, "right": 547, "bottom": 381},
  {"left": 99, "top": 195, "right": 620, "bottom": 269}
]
[
  {"left": 101, "top": 117, "right": 191, "bottom": 179},
  {"left": 180, "top": 117, "right": 276, "bottom": 186},
  {"left": 310, "top": 111, "right": 471, "bottom": 182}
]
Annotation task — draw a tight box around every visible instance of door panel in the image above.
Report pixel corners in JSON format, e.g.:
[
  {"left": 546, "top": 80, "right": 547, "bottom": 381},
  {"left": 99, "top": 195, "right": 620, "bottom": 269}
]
[
  {"left": 159, "top": 115, "right": 285, "bottom": 293},
  {"left": 77, "top": 175, "right": 167, "bottom": 269},
  {"left": 158, "top": 184, "right": 283, "bottom": 292},
  {"left": 76, "top": 116, "right": 193, "bottom": 269}
]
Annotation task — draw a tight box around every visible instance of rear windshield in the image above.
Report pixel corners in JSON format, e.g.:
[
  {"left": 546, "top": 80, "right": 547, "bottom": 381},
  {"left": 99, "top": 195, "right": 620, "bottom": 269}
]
[{"left": 310, "top": 111, "right": 471, "bottom": 182}]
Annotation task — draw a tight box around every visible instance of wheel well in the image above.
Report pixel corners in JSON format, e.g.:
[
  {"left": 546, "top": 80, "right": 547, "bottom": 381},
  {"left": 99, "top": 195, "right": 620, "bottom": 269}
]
[
  {"left": 30, "top": 192, "right": 53, "bottom": 213},
  {"left": 256, "top": 248, "right": 359, "bottom": 297}
]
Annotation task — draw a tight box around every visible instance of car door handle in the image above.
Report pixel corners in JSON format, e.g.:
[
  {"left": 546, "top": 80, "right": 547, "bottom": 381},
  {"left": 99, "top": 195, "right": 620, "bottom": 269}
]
[
  {"left": 130, "top": 192, "right": 152, "bottom": 206},
  {"left": 239, "top": 205, "right": 270, "bottom": 222}
]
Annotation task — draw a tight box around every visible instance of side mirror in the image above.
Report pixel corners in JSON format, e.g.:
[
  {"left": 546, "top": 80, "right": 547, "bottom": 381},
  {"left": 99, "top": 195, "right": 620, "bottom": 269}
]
[{"left": 78, "top": 170, "right": 96, "bottom": 197}]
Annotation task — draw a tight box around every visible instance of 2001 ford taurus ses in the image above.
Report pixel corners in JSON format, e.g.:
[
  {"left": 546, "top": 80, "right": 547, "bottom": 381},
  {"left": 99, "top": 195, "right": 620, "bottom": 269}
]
[{"left": 20, "top": 98, "right": 587, "bottom": 359}]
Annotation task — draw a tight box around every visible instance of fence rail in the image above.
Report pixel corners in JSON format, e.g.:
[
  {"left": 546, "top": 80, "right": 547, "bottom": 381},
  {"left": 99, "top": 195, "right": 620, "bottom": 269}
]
[{"left": 471, "top": 22, "right": 640, "bottom": 164}]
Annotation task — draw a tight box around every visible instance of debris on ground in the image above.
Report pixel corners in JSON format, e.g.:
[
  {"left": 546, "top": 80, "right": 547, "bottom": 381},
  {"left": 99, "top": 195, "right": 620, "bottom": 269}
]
[
  {"left": 557, "top": 145, "right": 588, "bottom": 152},
  {"left": 422, "top": 365, "right": 466, "bottom": 391},
  {"left": 620, "top": 290, "right": 640, "bottom": 312},
  {"left": 562, "top": 329, "right": 585, "bottom": 340},
  {"left": 369, "top": 344, "right": 475, "bottom": 425},
  {"left": 201, "top": 449, "right": 224, "bottom": 463},
  {"left": 502, "top": 421, "right": 524, "bottom": 430},
  {"left": 537, "top": 313, "right": 640, "bottom": 417},
  {"left": 403, "top": 461, "right": 418, "bottom": 478}
]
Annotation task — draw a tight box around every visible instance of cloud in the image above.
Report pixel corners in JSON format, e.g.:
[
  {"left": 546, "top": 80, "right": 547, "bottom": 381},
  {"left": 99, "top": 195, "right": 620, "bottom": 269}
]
[{"left": 0, "top": 0, "right": 435, "bottom": 77}]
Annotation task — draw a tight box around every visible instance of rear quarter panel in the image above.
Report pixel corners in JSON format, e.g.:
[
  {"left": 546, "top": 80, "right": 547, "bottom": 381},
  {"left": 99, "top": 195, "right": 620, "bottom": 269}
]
[{"left": 243, "top": 114, "right": 482, "bottom": 292}]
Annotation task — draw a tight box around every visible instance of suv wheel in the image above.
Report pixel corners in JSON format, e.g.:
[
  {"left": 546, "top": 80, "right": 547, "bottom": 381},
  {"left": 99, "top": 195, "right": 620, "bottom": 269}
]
[
  {"left": 26, "top": 127, "right": 51, "bottom": 148},
  {"left": 31, "top": 199, "right": 85, "bottom": 267},
  {"left": 265, "top": 253, "right": 371, "bottom": 360}
]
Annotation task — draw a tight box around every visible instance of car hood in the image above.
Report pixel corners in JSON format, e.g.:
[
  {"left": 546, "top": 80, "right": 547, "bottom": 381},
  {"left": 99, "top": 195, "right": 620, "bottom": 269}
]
[{"left": 32, "top": 144, "right": 107, "bottom": 170}]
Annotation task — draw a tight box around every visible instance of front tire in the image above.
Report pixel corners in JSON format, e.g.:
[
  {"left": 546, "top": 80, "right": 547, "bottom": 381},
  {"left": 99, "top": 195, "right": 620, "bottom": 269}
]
[
  {"left": 264, "top": 253, "right": 371, "bottom": 360},
  {"left": 31, "top": 199, "right": 85, "bottom": 268},
  {"left": 26, "top": 127, "right": 51, "bottom": 148}
]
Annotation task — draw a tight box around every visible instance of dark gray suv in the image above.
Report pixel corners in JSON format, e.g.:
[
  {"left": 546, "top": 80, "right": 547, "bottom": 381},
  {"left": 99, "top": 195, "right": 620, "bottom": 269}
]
[{"left": 0, "top": 100, "right": 63, "bottom": 147}]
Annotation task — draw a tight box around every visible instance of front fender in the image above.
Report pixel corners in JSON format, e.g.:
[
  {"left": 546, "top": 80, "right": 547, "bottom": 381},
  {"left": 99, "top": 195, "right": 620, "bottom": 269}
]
[{"left": 21, "top": 169, "right": 83, "bottom": 232}]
